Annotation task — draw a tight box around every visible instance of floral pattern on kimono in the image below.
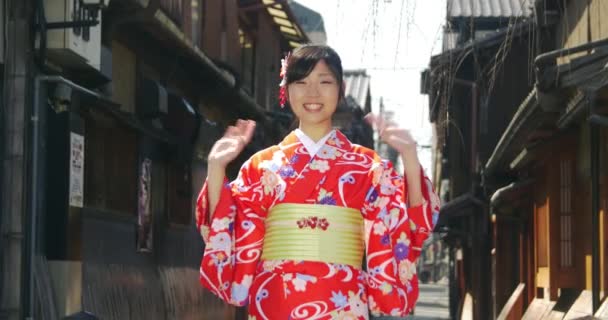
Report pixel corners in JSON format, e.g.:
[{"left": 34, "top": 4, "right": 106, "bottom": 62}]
[{"left": 196, "top": 130, "right": 440, "bottom": 319}]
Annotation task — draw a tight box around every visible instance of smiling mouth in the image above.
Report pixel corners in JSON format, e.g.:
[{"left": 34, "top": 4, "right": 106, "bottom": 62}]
[{"left": 303, "top": 103, "right": 323, "bottom": 112}]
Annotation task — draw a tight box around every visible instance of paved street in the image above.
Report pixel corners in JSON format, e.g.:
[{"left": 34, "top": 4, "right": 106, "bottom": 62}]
[
  {"left": 410, "top": 283, "right": 450, "bottom": 319},
  {"left": 373, "top": 282, "right": 451, "bottom": 320}
]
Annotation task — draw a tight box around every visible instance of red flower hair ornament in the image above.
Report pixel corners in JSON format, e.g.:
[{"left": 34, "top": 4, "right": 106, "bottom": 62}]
[{"left": 278, "top": 52, "right": 291, "bottom": 108}]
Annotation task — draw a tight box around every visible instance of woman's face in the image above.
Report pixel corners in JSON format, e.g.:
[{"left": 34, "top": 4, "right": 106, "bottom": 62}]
[{"left": 287, "top": 60, "right": 340, "bottom": 129}]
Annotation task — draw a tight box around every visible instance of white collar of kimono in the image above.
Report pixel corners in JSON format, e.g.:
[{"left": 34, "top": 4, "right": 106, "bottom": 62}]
[{"left": 294, "top": 128, "right": 335, "bottom": 157}]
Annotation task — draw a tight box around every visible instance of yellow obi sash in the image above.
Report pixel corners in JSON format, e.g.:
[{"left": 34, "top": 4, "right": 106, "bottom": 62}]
[{"left": 261, "top": 203, "right": 364, "bottom": 268}]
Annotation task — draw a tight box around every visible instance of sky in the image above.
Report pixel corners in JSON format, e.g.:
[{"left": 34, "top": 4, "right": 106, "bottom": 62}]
[{"left": 295, "top": 0, "right": 446, "bottom": 172}]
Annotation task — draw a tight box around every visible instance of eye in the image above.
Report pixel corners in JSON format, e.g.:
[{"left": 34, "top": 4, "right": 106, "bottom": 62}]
[{"left": 321, "top": 80, "right": 334, "bottom": 84}]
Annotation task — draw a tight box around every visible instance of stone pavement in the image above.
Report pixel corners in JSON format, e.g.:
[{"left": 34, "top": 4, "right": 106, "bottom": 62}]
[{"left": 372, "top": 282, "right": 451, "bottom": 320}]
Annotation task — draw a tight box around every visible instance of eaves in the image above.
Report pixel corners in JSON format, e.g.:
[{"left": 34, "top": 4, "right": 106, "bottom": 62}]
[{"left": 117, "top": 0, "right": 269, "bottom": 122}]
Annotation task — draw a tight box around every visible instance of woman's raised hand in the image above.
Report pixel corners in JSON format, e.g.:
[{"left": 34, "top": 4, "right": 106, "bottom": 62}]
[
  {"left": 365, "top": 112, "right": 423, "bottom": 206},
  {"left": 364, "top": 113, "right": 417, "bottom": 155},
  {"left": 208, "top": 119, "right": 256, "bottom": 168}
]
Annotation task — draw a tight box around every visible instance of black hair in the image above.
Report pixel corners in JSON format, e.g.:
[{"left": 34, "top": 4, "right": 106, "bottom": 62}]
[{"left": 284, "top": 45, "right": 345, "bottom": 99}]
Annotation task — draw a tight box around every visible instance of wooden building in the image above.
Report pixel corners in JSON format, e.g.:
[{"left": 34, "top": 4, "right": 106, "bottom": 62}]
[
  {"left": 339, "top": 69, "right": 374, "bottom": 149},
  {"left": 0, "top": 0, "right": 311, "bottom": 319},
  {"left": 424, "top": 0, "right": 608, "bottom": 319},
  {"left": 486, "top": 0, "right": 608, "bottom": 318},
  {"left": 422, "top": 0, "right": 535, "bottom": 318}
]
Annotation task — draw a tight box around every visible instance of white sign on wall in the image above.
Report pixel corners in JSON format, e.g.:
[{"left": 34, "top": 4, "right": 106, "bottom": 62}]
[{"left": 69, "top": 132, "right": 85, "bottom": 208}]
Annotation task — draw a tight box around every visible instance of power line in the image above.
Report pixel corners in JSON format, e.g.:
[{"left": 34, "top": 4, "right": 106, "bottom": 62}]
[{"left": 393, "top": 0, "right": 406, "bottom": 68}]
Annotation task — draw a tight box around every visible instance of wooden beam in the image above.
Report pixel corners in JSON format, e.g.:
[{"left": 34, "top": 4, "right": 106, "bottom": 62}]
[
  {"left": 239, "top": 0, "right": 287, "bottom": 12},
  {"left": 496, "top": 283, "right": 525, "bottom": 320}
]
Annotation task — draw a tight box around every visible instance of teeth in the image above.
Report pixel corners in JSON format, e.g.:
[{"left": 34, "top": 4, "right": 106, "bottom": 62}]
[{"left": 304, "top": 104, "right": 322, "bottom": 110}]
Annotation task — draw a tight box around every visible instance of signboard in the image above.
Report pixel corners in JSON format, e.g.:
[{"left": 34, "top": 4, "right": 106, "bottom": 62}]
[
  {"left": 69, "top": 132, "right": 85, "bottom": 208},
  {"left": 137, "top": 158, "right": 153, "bottom": 252}
]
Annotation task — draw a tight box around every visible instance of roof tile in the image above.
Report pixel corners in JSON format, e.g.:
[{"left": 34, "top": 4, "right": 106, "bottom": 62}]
[{"left": 447, "top": 0, "right": 533, "bottom": 18}]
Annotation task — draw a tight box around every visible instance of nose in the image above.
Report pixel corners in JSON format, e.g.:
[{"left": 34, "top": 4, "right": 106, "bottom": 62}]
[{"left": 305, "top": 83, "right": 320, "bottom": 97}]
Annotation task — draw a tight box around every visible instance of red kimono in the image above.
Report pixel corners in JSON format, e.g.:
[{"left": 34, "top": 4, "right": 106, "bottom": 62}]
[{"left": 196, "top": 130, "right": 440, "bottom": 319}]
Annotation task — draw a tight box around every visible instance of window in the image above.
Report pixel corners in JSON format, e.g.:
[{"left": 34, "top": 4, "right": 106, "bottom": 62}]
[
  {"left": 239, "top": 27, "right": 256, "bottom": 95},
  {"left": 191, "top": 0, "right": 203, "bottom": 47},
  {"left": 167, "top": 161, "right": 192, "bottom": 225},
  {"left": 559, "top": 158, "right": 573, "bottom": 268},
  {"left": 160, "top": 0, "right": 184, "bottom": 26},
  {"left": 162, "top": 94, "right": 198, "bottom": 225},
  {"left": 85, "top": 111, "right": 137, "bottom": 214}
]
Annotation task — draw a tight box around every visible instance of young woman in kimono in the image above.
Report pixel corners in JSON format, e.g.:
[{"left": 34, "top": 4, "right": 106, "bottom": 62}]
[{"left": 196, "top": 45, "right": 440, "bottom": 319}]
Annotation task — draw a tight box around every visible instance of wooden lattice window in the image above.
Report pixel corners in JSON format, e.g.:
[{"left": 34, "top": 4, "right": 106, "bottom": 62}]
[
  {"left": 560, "top": 158, "right": 573, "bottom": 268},
  {"left": 85, "top": 111, "right": 137, "bottom": 214}
]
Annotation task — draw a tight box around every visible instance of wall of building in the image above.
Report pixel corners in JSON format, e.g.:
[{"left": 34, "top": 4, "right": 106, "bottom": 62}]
[
  {"left": 556, "top": 0, "right": 608, "bottom": 64},
  {"left": 202, "top": 0, "right": 242, "bottom": 71},
  {"left": 254, "top": 12, "right": 282, "bottom": 110}
]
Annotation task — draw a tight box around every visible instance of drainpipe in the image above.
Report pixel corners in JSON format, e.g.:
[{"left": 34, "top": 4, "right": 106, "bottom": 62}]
[{"left": 25, "top": 76, "right": 42, "bottom": 320}]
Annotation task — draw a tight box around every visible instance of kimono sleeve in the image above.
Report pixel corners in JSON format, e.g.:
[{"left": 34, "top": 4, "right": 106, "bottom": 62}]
[
  {"left": 361, "top": 159, "right": 440, "bottom": 317},
  {"left": 195, "top": 158, "right": 267, "bottom": 306}
]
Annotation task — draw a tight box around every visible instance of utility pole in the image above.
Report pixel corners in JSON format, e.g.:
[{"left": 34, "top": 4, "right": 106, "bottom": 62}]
[{"left": 1, "top": 1, "right": 32, "bottom": 319}]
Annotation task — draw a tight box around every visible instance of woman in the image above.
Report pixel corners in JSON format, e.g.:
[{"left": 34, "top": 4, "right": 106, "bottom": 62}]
[{"left": 196, "top": 45, "right": 440, "bottom": 319}]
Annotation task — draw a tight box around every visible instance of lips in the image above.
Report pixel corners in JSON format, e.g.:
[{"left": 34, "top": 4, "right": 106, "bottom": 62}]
[{"left": 303, "top": 103, "right": 323, "bottom": 112}]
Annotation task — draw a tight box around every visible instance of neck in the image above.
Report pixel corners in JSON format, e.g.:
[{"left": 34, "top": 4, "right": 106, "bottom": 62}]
[{"left": 298, "top": 122, "right": 333, "bottom": 142}]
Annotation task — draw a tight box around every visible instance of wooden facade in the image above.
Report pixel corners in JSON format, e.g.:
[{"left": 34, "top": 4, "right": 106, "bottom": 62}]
[
  {"left": 425, "top": 0, "right": 608, "bottom": 318},
  {"left": 22, "top": 0, "right": 309, "bottom": 319},
  {"left": 425, "top": 20, "right": 535, "bottom": 320},
  {"left": 493, "top": 0, "right": 608, "bottom": 317}
]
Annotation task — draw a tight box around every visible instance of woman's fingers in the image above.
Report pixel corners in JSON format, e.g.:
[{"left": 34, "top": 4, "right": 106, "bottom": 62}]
[
  {"left": 223, "top": 120, "right": 256, "bottom": 150},
  {"left": 227, "top": 120, "right": 251, "bottom": 135},
  {"left": 364, "top": 113, "right": 378, "bottom": 129},
  {"left": 376, "top": 116, "right": 388, "bottom": 135},
  {"left": 365, "top": 113, "right": 385, "bottom": 135},
  {"left": 209, "top": 119, "right": 255, "bottom": 166},
  {"left": 365, "top": 112, "right": 398, "bottom": 136},
  {"left": 225, "top": 126, "right": 240, "bottom": 139},
  {"left": 242, "top": 120, "right": 256, "bottom": 144},
  {"left": 384, "top": 135, "right": 413, "bottom": 147},
  {"left": 236, "top": 119, "right": 248, "bottom": 133},
  {"left": 381, "top": 127, "right": 414, "bottom": 141},
  {"left": 366, "top": 118, "right": 418, "bottom": 153}
]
